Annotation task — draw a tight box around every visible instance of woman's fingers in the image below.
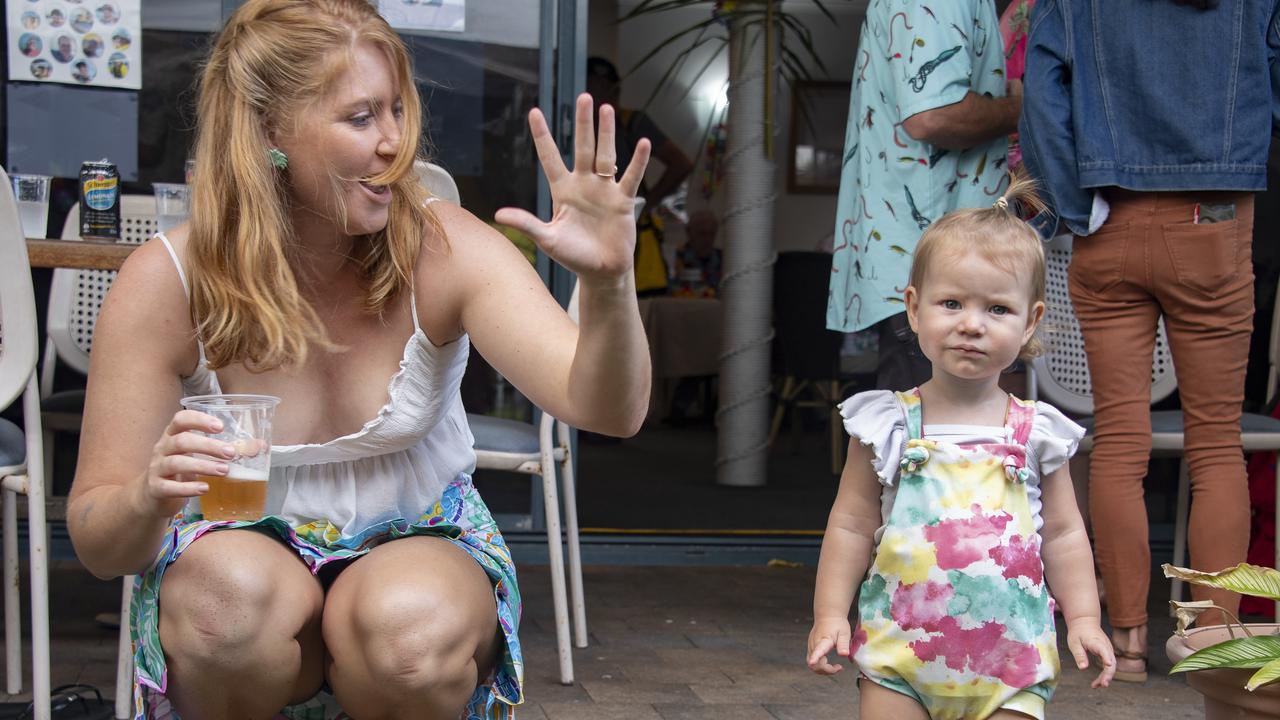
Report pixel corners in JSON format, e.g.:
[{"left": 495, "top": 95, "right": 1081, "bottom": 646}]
[
  {"left": 573, "top": 93, "right": 595, "bottom": 175},
  {"left": 149, "top": 477, "right": 209, "bottom": 499},
  {"left": 157, "top": 454, "right": 226, "bottom": 483},
  {"left": 167, "top": 409, "right": 222, "bottom": 436},
  {"left": 595, "top": 103, "right": 618, "bottom": 177},
  {"left": 527, "top": 107, "right": 569, "bottom": 184},
  {"left": 493, "top": 207, "right": 548, "bottom": 246},
  {"left": 618, "top": 137, "right": 652, "bottom": 198}
]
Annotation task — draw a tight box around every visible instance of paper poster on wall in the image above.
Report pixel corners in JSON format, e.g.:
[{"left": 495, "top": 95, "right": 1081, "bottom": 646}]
[
  {"left": 7, "top": 0, "right": 141, "bottom": 89},
  {"left": 378, "top": 0, "right": 464, "bottom": 33}
]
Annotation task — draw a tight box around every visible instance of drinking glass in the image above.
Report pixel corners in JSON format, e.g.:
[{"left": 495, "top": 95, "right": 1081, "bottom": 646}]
[
  {"left": 11, "top": 173, "right": 51, "bottom": 238},
  {"left": 153, "top": 182, "right": 190, "bottom": 233},
  {"left": 180, "top": 394, "right": 280, "bottom": 521}
]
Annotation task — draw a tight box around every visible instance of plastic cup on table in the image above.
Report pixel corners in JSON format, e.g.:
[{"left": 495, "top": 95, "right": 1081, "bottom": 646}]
[
  {"left": 153, "top": 182, "right": 190, "bottom": 233},
  {"left": 179, "top": 394, "right": 280, "bottom": 521},
  {"left": 11, "top": 173, "right": 51, "bottom": 238}
]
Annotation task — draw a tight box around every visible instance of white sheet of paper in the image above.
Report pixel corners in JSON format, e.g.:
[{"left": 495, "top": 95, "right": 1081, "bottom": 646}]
[{"left": 378, "top": 0, "right": 465, "bottom": 33}]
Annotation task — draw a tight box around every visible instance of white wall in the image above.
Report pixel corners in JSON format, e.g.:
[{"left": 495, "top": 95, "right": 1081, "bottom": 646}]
[{"left": 604, "top": 0, "right": 865, "bottom": 252}]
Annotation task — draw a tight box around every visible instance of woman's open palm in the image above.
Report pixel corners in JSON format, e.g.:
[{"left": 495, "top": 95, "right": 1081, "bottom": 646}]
[{"left": 495, "top": 93, "right": 651, "bottom": 281}]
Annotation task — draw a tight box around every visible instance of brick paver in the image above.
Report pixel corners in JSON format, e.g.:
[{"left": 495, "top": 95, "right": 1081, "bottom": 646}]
[{"left": 3, "top": 562, "right": 1206, "bottom": 719}]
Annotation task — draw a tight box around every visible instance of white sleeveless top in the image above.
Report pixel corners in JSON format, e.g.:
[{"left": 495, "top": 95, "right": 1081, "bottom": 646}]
[{"left": 156, "top": 231, "right": 477, "bottom": 537}]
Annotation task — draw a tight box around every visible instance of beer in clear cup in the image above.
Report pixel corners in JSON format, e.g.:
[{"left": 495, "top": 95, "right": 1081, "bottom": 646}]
[{"left": 179, "top": 394, "right": 279, "bottom": 521}]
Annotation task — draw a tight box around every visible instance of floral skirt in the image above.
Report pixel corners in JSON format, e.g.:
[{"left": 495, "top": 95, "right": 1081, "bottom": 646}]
[{"left": 130, "top": 475, "right": 523, "bottom": 720}]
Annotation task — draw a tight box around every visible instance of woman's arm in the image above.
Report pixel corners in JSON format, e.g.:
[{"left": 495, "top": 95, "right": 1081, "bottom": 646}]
[
  {"left": 67, "top": 239, "right": 229, "bottom": 578},
  {"left": 808, "top": 439, "right": 883, "bottom": 674},
  {"left": 1039, "top": 464, "right": 1116, "bottom": 687},
  {"left": 440, "top": 94, "right": 652, "bottom": 437}
]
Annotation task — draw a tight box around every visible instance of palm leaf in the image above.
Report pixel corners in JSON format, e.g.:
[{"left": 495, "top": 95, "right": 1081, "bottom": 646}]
[
  {"left": 1170, "top": 635, "right": 1280, "bottom": 673},
  {"left": 1163, "top": 563, "right": 1280, "bottom": 602},
  {"left": 620, "top": 0, "right": 714, "bottom": 21},
  {"left": 1246, "top": 657, "right": 1280, "bottom": 691}
]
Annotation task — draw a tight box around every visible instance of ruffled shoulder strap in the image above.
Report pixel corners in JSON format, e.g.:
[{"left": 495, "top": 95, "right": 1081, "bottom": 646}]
[
  {"left": 838, "top": 389, "right": 909, "bottom": 487},
  {"left": 1005, "top": 395, "right": 1037, "bottom": 445},
  {"left": 1027, "top": 400, "right": 1087, "bottom": 477}
]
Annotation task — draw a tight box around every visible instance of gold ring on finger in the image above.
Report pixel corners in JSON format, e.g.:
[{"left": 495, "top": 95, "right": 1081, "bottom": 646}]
[{"left": 595, "top": 165, "right": 617, "bottom": 178}]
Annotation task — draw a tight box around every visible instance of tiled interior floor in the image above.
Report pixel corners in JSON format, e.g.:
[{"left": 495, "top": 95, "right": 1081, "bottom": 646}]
[{"left": 2, "top": 561, "right": 1205, "bottom": 719}]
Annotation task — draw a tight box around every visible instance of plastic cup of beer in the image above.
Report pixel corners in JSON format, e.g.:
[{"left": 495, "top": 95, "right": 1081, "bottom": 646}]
[
  {"left": 153, "top": 182, "right": 190, "bottom": 233},
  {"left": 11, "top": 173, "right": 51, "bottom": 238},
  {"left": 180, "top": 394, "right": 280, "bottom": 522}
]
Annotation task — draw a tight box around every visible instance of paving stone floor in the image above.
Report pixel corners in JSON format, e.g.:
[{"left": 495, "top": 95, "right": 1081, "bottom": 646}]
[{"left": 3, "top": 561, "right": 1205, "bottom": 719}]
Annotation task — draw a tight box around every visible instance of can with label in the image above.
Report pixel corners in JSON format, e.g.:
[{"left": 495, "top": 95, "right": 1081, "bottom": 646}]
[{"left": 79, "top": 159, "right": 120, "bottom": 240}]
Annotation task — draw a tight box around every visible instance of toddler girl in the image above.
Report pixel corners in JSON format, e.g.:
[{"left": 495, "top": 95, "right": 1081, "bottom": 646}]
[{"left": 807, "top": 178, "right": 1115, "bottom": 719}]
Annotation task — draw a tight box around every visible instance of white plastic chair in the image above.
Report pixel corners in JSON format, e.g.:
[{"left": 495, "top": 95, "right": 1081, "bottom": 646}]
[
  {"left": 467, "top": 288, "right": 585, "bottom": 687},
  {"left": 1031, "top": 234, "right": 1280, "bottom": 617},
  {"left": 416, "top": 159, "right": 586, "bottom": 684},
  {"left": 0, "top": 165, "right": 52, "bottom": 719},
  {"left": 41, "top": 196, "right": 157, "bottom": 479},
  {"left": 38, "top": 197, "right": 154, "bottom": 720}
]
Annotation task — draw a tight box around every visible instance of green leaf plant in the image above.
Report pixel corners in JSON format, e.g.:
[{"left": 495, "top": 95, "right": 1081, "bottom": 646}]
[{"left": 1163, "top": 562, "right": 1280, "bottom": 691}]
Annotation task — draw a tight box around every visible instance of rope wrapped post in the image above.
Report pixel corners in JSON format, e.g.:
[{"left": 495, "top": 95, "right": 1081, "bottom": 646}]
[{"left": 716, "top": 3, "right": 778, "bottom": 487}]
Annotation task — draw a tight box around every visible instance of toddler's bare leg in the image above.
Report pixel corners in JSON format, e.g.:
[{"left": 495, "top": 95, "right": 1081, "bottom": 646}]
[{"left": 858, "top": 678, "right": 929, "bottom": 720}]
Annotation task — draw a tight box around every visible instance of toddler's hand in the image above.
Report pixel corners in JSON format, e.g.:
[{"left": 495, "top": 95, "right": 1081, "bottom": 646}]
[
  {"left": 807, "top": 618, "right": 853, "bottom": 676},
  {"left": 1067, "top": 620, "right": 1117, "bottom": 688}
]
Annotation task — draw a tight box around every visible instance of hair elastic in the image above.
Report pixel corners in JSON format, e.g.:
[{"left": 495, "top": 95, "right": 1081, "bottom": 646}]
[{"left": 993, "top": 196, "right": 1009, "bottom": 210}]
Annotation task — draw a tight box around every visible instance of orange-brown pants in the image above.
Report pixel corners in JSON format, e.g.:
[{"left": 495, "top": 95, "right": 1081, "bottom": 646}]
[{"left": 1068, "top": 189, "right": 1255, "bottom": 629}]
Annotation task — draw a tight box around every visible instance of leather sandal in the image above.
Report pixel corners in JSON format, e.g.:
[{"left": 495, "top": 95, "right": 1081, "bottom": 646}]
[{"left": 1113, "top": 648, "right": 1148, "bottom": 683}]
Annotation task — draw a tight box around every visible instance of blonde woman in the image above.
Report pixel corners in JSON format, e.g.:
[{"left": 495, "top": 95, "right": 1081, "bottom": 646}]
[{"left": 65, "top": 1, "right": 651, "bottom": 718}]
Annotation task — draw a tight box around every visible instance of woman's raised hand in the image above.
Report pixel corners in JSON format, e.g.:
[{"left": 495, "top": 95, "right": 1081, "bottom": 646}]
[
  {"left": 494, "top": 93, "right": 651, "bottom": 283},
  {"left": 133, "top": 410, "right": 235, "bottom": 518}
]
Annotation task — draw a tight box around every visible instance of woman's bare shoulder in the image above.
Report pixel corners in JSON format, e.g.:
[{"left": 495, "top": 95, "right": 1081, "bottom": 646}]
[
  {"left": 412, "top": 200, "right": 541, "bottom": 341},
  {"left": 99, "top": 231, "right": 201, "bottom": 373}
]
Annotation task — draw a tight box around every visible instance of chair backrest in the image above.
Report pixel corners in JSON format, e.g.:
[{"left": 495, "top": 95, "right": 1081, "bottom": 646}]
[
  {"left": 773, "top": 251, "right": 843, "bottom": 380},
  {"left": 0, "top": 165, "right": 40, "bottom": 409},
  {"left": 416, "top": 160, "right": 460, "bottom": 205},
  {"left": 44, "top": 195, "right": 156, "bottom": 381},
  {"left": 1032, "top": 234, "right": 1177, "bottom": 415}
]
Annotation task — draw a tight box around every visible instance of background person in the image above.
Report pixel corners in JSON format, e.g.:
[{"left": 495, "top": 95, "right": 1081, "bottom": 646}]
[
  {"left": 65, "top": 0, "right": 652, "bottom": 717},
  {"left": 586, "top": 56, "right": 694, "bottom": 296},
  {"left": 1020, "top": 0, "right": 1280, "bottom": 683},
  {"left": 826, "top": 0, "right": 1021, "bottom": 392}
]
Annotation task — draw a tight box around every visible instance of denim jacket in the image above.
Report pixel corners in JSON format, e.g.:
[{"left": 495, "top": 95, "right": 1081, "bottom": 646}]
[{"left": 1020, "top": 0, "right": 1280, "bottom": 237}]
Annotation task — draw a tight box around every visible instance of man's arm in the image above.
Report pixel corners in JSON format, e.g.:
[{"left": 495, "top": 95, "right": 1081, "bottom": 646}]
[
  {"left": 901, "top": 90, "right": 1021, "bottom": 150},
  {"left": 644, "top": 138, "right": 694, "bottom": 207}
]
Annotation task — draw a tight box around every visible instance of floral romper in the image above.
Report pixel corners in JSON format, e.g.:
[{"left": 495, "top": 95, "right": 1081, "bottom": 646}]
[{"left": 850, "top": 389, "right": 1065, "bottom": 720}]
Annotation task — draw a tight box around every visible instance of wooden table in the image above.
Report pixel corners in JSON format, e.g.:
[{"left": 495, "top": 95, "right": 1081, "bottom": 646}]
[
  {"left": 26, "top": 237, "right": 136, "bottom": 271},
  {"left": 637, "top": 296, "right": 724, "bottom": 421}
]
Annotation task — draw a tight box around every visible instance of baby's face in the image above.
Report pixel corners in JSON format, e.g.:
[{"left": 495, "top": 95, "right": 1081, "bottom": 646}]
[{"left": 907, "top": 253, "right": 1042, "bottom": 383}]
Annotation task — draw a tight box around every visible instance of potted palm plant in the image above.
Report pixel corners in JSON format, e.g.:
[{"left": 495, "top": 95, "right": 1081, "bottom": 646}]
[{"left": 1163, "top": 562, "right": 1280, "bottom": 719}]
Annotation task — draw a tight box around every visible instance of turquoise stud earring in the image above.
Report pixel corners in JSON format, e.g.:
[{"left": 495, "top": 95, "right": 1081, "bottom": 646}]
[{"left": 267, "top": 147, "right": 288, "bottom": 170}]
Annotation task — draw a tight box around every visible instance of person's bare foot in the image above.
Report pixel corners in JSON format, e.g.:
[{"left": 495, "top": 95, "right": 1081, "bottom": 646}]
[{"left": 1113, "top": 624, "right": 1148, "bottom": 682}]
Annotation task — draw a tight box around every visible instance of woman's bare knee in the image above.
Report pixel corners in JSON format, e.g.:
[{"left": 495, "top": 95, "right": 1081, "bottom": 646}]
[
  {"left": 157, "top": 530, "right": 325, "bottom": 717},
  {"left": 324, "top": 537, "right": 500, "bottom": 719},
  {"left": 160, "top": 530, "right": 321, "bottom": 661}
]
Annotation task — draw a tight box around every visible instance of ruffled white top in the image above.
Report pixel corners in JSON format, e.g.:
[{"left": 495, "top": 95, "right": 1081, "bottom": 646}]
[
  {"left": 839, "top": 390, "right": 1085, "bottom": 545},
  {"left": 156, "top": 228, "right": 476, "bottom": 538}
]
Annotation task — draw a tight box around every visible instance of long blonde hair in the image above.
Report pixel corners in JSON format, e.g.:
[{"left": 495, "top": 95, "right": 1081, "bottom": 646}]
[
  {"left": 909, "top": 175, "right": 1048, "bottom": 359},
  {"left": 188, "top": 0, "right": 439, "bottom": 371}
]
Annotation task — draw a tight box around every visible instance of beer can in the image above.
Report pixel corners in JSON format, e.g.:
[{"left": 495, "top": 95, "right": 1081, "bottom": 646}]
[{"left": 79, "top": 159, "right": 120, "bottom": 240}]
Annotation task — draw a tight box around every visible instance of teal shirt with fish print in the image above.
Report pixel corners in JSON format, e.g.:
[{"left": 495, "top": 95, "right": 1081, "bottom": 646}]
[{"left": 827, "top": 0, "right": 1009, "bottom": 333}]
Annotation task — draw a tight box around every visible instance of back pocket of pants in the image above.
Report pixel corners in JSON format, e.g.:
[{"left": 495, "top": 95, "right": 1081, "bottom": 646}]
[
  {"left": 1068, "top": 223, "right": 1129, "bottom": 295},
  {"left": 1163, "top": 219, "right": 1240, "bottom": 298}
]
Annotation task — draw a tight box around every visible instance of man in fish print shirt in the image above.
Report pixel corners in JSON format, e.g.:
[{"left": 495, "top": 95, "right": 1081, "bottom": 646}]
[{"left": 827, "top": 0, "right": 1019, "bottom": 390}]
